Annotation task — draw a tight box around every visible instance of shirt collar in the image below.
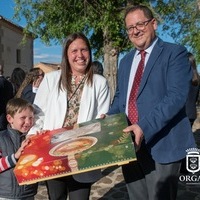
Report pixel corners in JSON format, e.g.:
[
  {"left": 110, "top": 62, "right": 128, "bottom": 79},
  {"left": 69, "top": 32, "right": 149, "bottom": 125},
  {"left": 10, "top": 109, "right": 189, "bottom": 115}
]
[{"left": 136, "top": 37, "right": 158, "bottom": 55}]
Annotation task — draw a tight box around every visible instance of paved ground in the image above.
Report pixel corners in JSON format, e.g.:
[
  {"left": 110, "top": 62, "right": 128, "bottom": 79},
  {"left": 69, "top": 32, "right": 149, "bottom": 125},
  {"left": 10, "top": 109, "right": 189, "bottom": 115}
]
[{"left": 35, "top": 108, "right": 200, "bottom": 200}]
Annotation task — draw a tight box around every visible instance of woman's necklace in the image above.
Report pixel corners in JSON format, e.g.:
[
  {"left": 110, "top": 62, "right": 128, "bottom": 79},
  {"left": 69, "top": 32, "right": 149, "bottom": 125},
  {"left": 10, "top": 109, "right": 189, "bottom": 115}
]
[{"left": 67, "top": 75, "right": 86, "bottom": 104}]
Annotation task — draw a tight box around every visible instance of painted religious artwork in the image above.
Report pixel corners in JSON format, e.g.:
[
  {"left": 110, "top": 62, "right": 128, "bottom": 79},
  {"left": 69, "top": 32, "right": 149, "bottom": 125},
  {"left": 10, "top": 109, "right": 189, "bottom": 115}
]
[{"left": 14, "top": 113, "right": 136, "bottom": 185}]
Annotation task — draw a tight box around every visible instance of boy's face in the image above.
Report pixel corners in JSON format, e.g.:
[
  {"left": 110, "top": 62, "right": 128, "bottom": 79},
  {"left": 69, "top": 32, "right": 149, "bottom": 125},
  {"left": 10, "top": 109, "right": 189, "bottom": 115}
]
[{"left": 7, "top": 108, "right": 34, "bottom": 133}]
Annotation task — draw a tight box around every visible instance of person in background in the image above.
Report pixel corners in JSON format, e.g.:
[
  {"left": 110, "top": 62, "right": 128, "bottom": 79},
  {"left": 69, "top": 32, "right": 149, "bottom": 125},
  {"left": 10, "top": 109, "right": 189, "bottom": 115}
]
[
  {"left": 180, "top": 52, "right": 200, "bottom": 174},
  {"left": 10, "top": 67, "right": 26, "bottom": 95},
  {"left": 185, "top": 52, "right": 200, "bottom": 127},
  {"left": 15, "top": 68, "right": 44, "bottom": 103},
  {"left": 92, "top": 61, "right": 104, "bottom": 76},
  {"left": 0, "top": 64, "right": 14, "bottom": 131},
  {"left": 106, "top": 5, "right": 196, "bottom": 200},
  {"left": 6, "top": 76, "right": 11, "bottom": 81},
  {"left": 0, "top": 98, "right": 38, "bottom": 200},
  {"left": 28, "top": 32, "right": 110, "bottom": 200}
]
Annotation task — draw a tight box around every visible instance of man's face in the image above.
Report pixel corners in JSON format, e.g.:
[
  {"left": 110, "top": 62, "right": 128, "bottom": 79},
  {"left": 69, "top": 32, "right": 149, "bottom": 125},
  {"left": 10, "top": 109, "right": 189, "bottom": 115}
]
[{"left": 125, "top": 9, "right": 157, "bottom": 50}]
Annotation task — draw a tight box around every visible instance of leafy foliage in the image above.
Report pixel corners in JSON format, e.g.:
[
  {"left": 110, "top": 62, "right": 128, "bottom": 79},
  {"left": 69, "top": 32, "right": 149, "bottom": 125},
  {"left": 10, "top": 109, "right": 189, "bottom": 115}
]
[
  {"left": 152, "top": 0, "right": 200, "bottom": 62},
  {"left": 14, "top": 0, "right": 200, "bottom": 62},
  {"left": 14, "top": 0, "right": 141, "bottom": 59}
]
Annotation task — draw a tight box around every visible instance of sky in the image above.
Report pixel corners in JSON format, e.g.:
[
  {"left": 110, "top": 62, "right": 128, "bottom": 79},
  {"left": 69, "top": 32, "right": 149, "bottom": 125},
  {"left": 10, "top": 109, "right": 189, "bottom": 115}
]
[{"left": 0, "top": 0, "right": 62, "bottom": 65}]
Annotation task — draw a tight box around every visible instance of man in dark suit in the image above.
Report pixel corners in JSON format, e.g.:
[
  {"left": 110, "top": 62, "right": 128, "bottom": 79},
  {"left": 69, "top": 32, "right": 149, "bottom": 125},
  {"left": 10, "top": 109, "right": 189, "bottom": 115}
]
[
  {"left": 107, "top": 5, "right": 196, "bottom": 200},
  {"left": 0, "top": 64, "right": 13, "bottom": 130}
]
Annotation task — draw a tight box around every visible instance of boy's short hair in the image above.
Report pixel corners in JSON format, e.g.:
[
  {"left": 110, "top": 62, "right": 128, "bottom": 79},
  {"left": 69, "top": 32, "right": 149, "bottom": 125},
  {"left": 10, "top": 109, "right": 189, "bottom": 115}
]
[{"left": 6, "top": 98, "right": 34, "bottom": 117}]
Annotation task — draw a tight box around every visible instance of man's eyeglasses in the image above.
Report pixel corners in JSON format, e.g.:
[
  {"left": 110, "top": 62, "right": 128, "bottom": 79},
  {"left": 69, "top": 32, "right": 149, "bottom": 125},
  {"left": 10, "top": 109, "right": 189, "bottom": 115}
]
[{"left": 126, "top": 19, "right": 153, "bottom": 34}]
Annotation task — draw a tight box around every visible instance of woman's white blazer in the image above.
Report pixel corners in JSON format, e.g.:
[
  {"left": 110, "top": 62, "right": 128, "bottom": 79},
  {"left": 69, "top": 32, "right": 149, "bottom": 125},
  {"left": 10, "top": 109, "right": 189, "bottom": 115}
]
[
  {"left": 29, "top": 70, "right": 110, "bottom": 133},
  {"left": 28, "top": 70, "right": 111, "bottom": 183}
]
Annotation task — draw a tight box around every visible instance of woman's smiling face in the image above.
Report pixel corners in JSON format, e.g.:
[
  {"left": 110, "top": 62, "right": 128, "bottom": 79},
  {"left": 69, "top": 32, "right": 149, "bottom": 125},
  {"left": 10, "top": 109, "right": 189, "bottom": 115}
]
[{"left": 67, "top": 38, "right": 90, "bottom": 76}]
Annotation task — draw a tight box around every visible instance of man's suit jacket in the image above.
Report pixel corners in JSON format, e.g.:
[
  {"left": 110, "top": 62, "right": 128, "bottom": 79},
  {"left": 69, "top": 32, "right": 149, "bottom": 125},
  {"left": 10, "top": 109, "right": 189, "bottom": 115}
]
[
  {"left": 108, "top": 38, "right": 196, "bottom": 164},
  {"left": 0, "top": 76, "right": 13, "bottom": 130},
  {"left": 28, "top": 70, "right": 111, "bottom": 183}
]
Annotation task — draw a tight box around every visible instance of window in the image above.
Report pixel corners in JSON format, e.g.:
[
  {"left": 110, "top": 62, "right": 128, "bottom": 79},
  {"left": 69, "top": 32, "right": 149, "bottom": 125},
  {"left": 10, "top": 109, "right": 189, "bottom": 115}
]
[{"left": 16, "top": 49, "right": 21, "bottom": 63}]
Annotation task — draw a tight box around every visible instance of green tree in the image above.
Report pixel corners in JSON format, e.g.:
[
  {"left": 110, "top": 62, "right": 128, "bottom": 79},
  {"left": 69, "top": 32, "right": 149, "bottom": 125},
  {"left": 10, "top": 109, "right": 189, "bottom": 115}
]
[
  {"left": 14, "top": 0, "right": 200, "bottom": 99},
  {"left": 153, "top": 0, "right": 200, "bottom": 61}
]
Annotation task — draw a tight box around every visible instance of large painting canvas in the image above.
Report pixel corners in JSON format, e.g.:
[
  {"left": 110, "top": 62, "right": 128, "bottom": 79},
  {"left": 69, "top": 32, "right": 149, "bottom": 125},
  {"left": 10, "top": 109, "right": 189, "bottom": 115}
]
[{"left": 14, "top": 113, "right": 136, "bottom": 185}]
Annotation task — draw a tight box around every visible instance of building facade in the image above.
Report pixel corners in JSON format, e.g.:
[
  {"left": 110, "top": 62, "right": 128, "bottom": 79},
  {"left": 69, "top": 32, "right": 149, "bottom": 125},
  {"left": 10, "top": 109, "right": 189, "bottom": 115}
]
[{"left": 0, "top": 15, "right": 34, "bottom": 77}]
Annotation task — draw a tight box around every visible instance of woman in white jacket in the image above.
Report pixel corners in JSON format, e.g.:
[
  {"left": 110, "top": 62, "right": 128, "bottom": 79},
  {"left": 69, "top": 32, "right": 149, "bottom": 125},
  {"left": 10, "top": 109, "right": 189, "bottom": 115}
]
[{"left": 28, "top": 32, "right": 110, "bottom": 200}]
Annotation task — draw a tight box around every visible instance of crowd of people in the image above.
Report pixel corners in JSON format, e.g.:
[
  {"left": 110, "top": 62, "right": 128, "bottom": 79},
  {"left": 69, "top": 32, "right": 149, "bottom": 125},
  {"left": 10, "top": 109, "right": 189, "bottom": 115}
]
[{"left": 0, "top": 4, "right": 199, "bottom": 200}]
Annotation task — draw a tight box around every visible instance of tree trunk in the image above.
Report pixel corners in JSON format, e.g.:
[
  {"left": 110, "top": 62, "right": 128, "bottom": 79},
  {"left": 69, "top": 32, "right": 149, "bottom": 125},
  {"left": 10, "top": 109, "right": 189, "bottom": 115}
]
[{"left": 103, "top": 42, "right": 118, "bottom": 101}]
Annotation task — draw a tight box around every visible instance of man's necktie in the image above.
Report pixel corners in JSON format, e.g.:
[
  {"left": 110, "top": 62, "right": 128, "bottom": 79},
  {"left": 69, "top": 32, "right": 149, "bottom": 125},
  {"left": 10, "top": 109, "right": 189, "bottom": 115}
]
[{"left": 128, "top": 50, "right": 146, "bottom": 124}]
